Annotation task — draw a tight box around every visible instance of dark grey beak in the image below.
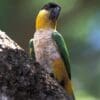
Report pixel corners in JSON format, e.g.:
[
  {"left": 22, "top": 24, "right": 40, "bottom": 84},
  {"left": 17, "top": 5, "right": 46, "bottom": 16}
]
[{"left": 50, "top": 6, "right": 61, "bottom": 21}]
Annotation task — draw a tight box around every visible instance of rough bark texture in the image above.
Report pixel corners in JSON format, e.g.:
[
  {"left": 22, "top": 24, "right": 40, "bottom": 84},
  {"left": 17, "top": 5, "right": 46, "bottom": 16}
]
[{"left": 0, "top": 30, "right": 69, "bottom": 100}]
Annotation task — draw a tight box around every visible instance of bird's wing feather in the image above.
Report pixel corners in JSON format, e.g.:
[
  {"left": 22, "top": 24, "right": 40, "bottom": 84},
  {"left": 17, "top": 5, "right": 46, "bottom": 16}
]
[
  {"left": 29, "top": 38, "right": 36, "bottom": 61},
  {"left": 52, "top": 32, "right": 71, "bottom": 79}
]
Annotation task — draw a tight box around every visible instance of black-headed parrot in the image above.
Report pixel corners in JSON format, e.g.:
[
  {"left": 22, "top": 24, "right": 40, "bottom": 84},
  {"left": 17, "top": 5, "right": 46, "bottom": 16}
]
[{"left": 29, "top": 2, "right": 75, "bottom": 100}]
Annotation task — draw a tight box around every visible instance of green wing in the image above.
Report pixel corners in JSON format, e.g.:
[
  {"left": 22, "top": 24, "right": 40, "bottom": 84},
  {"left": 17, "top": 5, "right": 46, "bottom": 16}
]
[
  {"left": 52, "top": 32, "right": 71, "bottom": 79},
  {"left": 29, "top": 38, "right": 36, "bottom": 61}
]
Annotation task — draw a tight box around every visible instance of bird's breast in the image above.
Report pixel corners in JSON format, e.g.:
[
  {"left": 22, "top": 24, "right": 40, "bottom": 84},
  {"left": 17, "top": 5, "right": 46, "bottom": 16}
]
[{"left": 33, "top": 29, "right": 61, "bottom": 73}]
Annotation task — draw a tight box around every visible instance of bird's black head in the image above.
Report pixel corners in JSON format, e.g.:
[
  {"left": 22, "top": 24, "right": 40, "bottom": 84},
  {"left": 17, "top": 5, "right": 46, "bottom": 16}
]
[{"left": 41, "top": 2, "right": 61, "bottom": 21}]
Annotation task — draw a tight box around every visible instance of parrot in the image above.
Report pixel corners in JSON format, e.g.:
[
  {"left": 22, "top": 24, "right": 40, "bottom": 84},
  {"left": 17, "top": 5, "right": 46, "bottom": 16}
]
[{"left": 29, "top": 2, "right": 75, "bottom": 100}]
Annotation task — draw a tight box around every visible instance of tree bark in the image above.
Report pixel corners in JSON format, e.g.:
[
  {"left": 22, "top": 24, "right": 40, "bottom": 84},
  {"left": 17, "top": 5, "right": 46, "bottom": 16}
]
[{"left": 0, "top": 30, "right": 69, "bottom": 100}]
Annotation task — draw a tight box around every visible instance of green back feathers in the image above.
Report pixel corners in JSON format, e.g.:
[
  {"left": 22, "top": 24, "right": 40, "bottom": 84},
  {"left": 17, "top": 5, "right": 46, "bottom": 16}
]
[{"left": 52, "top": 32, "right": 71, "bottom": 79}]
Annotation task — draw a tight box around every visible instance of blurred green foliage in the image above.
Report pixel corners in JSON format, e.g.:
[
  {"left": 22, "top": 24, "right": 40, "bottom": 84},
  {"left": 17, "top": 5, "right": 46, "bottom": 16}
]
[{"left": 0, "top": 0, "right": 100, "bottom": 99}]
